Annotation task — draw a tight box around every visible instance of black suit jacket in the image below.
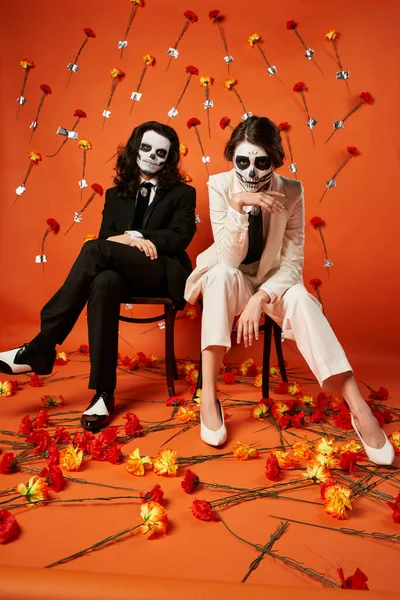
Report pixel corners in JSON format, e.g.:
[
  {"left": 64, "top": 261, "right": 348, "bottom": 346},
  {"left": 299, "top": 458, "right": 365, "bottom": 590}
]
[{"left": 98, "top": 182, "right": 196, "bottom": 308}]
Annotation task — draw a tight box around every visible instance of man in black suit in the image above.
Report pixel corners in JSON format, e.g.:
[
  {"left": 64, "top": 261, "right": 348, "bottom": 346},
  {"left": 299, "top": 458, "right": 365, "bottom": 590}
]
[{"left": 0, "top": 121, "right": 196, "bottom": 430}]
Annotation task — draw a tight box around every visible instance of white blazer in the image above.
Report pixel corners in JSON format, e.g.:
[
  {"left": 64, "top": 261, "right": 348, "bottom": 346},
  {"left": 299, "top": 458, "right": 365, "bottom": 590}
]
[{"left": 184, "top": 169, "right": 305, "bottom": 304}]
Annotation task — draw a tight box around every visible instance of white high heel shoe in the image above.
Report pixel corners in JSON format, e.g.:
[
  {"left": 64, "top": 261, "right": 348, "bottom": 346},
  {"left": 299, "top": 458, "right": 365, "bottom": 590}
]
[
  {"left": 351, "top": 414, "right": 395, "bottom": 466},
  {"left": 200, "top": 400, "right": 227, "bottom": 447}
]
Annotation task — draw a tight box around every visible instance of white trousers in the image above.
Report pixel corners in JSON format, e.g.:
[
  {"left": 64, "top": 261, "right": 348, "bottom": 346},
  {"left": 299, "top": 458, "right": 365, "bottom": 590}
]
[{"left": 200, "top": 265, "right": 352, "bottom": 386}]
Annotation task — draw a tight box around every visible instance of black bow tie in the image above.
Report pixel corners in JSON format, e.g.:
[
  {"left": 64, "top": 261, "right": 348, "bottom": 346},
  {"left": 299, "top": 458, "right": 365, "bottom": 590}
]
[{"left": 133, "top": 182, "right": 154, "bottom": 228}]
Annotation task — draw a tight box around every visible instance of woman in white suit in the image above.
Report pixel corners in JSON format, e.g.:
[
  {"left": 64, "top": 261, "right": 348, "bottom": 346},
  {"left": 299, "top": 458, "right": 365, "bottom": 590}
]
[{"left": 184, "top": 116, "right": 394, "bottom": 465}]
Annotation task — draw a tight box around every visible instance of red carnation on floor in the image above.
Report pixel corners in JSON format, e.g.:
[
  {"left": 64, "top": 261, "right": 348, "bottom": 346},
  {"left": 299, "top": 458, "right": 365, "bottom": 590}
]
[
  {"left": 73, "top": 430, "right": 95, "bottom": 453},
  {"left": 339, "top": 451, "right": 359, "bottom": 472},
  {"left": 338, "top": 567, "right": 369, "bottom": 590},
  {"left": 78, "top": 344, "right": 90, "bottom": 354},
  {"left": 387, "top": 492, "right": 400, "bottom": 523},
  {"left": 181, "top": 469, "right": 200, "bottom": 494},
  {"left": 192, "top": 499, "right": 219, "bottom": 521},
  {"left": 40, "top": 465, "right": 65, "bottom": 492},
  {"left": 98, "top": 426, "right": 118, "bottom": 447},
  {"left": 140, "top": 484, "right": 165, "bottom": 505},
  {"left": 0, "top": 510, "right": 20, "bottom": 544},
  {"left": 333, "top": 403, "right": 352, "bottom": 430},
  {"left": 368, "top": 386, "right": 389, "bottom": 402},
  {"left": 54, "top": 427, "right": 71, "bottom": 444},
  {"left": 274, "top": 381, "right": 289, "bottom": 394},
  {"left": 265, "top": 453, "right": 281, "bottom": 481},
  {"left": 0, "top": 452, "right": 19, "bottom": 474},
  {"left": 166, "top": 396, "right": 186, "bottom": 407},
  {"left": 123, "top": 412, "right": 142, "bottom": 436},
  {"left": 19, "top": 415, "right": 33, "bottom": 435},
  {"left": 26, "top": 429, "right": 52, "bottom": 453},
  {"left": 223, "top": 371, "right": 237, "bottom": 384},
  {"left": 33, "top": 409, "right": 50, "bottom": 428},
  {"left": 105, "top": 445, "right": 123, "bottom": 464}
]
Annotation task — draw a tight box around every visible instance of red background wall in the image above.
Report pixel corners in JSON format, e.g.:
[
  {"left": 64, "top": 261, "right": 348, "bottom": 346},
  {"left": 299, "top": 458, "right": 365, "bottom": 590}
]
[{"left": 1, "top": 0, "right": 399, "bottom": 366}]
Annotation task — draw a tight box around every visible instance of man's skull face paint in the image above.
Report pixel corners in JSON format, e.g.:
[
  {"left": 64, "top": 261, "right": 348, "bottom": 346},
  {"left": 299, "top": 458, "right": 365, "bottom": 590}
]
[
  {"left": 137, "top": 130, "right": 171, "bottom": 175},
  {"left": 234, "top": 141, "right": 274, "bottom": 193}
]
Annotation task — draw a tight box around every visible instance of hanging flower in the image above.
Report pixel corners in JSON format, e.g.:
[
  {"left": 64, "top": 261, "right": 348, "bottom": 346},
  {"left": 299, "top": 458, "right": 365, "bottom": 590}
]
[
  {"left": 209, "top": 9, "right": 233, "bottom": 72},
  {"left": 153, "top": 449, "right": 178, "bottom": 477},
  {"left": 319, "top": 146, "right": 360, "bottom": 202},
  {"left": 338, "top": 567, "right": 369, "bottom": 590},
  {"left": 247, "top": 33, "right": 281, "bottom": 81},
  {"left": 0, "top": 510, "right": 20, "bottom": 544},
  {"left": 186, "top": 117, "right": 210, "bottom": 174},
  {"left": 219, "top": 115, "right": 233, "bottom": 131},
  {"left": 181, "top": 173, "right": 192, "bottom": 183},
  {"left": 200, "top": 75, "right": 214, "bottom": 138},
  {"left": 17, "top": 58, "right": 35, "bottom": 117},
  {"left": 324, "top": 29, "right": 350, "bottom": 89},
  {"left": 309, "top": 278, "right": 325, "bottom": 313},
  {"left": 65, "top": 183, "right": 104, "bottom": 235},
  {"left": 47, "top": 108, "right": 88, "bottom": 158},
  {"left": 35, "top": 217, "right": 60, "bottom": 266},
  {"left": 167, "top": 65, "right": 199, "bottom": 120},
  {"left": 192, "top": 499, "right": 219, "bottom": 522},
  {"left": 278, "top": 121, "right": 298, "bottom": 177},
  {"left": 310, "top": 216, "right": 333, "bottom": 268},
  {"left": 224, "top": 79, "right": 251, "bottom": 120},
  {"left": 233, "top": 441, "right": 259, "bottom": 460},
  {"left": 102, "top": 69, "right": 125, "bottom": 126},
  {"left": 16, "top": 475, "right": 49, "bottom": 506},
  {"left": 66, "top": 27, "right": 97, "bottom": 86},
  {"left": 118, "top": 0, "right": 144, "bottom": 58},
  {"left": 181, "top": 469, "right": 200, "bottom": 494},
  {"left": 126, "top": 448, "right": 152, "bottom": 476},
  {"left": 59, "top": 444, "right": 83, "bottom": 471},
  {"left": 180, "top": 143, "right": 188, "bottom": 156},
  {"left": 129, "top": 54, "right": 156, "bottom": 113},
  {"left": 139, "top": 501, "right": 168, "bottom": 539},
  {"left": 293, "top": 81, "right": 317, "bottom": 145},
  {"left": 77, "top": 139, "right": 92, "bottom": 198},
  {"left": 14, "top": 150, "right": 43, "bottom": 205},
  {"left": 326, "top": 92, "right": 373, "bottom": 144},
  {"left": 29, "top": 83, "right": 52, "bottom": 141},
  {"left": 286, "top": 21, "right": 323, "bottom": 73},
  {"left": 166, "top": 10, "right": 198, "bottom": 71}
]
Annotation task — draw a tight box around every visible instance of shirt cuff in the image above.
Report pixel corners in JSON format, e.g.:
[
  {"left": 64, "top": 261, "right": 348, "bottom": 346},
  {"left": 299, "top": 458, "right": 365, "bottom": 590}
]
[
  {"left": 261, "top": 287, "right": 277, "bottom": 304},
  {"left": 227, "top": 205, "right": 249, "bottom": 227},
  {"left": 125, "top": 230, "right": 144, "bottom": 241}
]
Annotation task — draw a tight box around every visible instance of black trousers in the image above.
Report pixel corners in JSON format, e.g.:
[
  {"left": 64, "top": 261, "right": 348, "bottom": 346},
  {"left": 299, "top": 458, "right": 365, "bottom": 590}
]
[{"left": 36, "top": 239, "right": 167, "bottom": 390}]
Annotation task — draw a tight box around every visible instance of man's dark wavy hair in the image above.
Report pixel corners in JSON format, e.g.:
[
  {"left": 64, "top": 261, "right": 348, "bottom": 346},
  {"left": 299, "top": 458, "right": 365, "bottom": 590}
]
[
  {"left": 224, "top": 116, "right": 285, "bottom": 169},
  {"left": 114, "top": 121, "right": 181, "bottom": 199}
]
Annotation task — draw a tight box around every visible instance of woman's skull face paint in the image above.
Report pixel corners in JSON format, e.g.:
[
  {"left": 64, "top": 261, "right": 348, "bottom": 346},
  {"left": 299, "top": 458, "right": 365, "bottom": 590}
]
[
  {"left": 234, "top": 141, "right": 274, "bottom": 193},
  {"left": 137, "top": 130, "right": 171, "bottom": 175}
]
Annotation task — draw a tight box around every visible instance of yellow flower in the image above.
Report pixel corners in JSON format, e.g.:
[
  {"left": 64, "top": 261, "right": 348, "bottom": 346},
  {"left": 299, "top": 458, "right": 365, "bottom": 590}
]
[
  {"left": 224, "top": 78, "right": 237, "bottom": 89},
  {"left": 288, "top": 381, "right": 302, "bottom": 396},
  {"left": 143, "top": 53, "right": 155, "bottom": 66},
  {"left": 59, "top": 444, "right": 83, "bottom": 471},
  {"left": 199, "top": 75, "right": 213, "bottom": 86},
  {"left": 325, "top": 28, "right": 338, "bottom": 41},
  {"left": 153, "top": 449, "right": 178, "bottom": 477},
  {"left": 315, "top": 437, "right": 335, "bottom": 456},
  {"left": 0, "top": 381, "right": 13, "bottom": 397},
  {"left": 315, "top": 453, "right": 339, "bottom": 470},
  {"left": 175, "top": 406, "right": 197, "bottom": 423},
  {"left": 270, "top": 366, "right": 280, "bottom": 377},
  {"left": 193, "top": 388, "right": 201, "bottom": 404},
  {"left": 300, "top": 395, "right": 316, "bottom": 407},
  {"left": 292, "top": 438, "right": 314, "bottom": 462},
  {"left": 41, "top": 394, "right": 65, "bottom": 408},
  {"left": 184, "top": 305, "right": 198, "bottom": 320},
  {"left": 139, "top": 501, "right": 168, "bottom": 539},
  {"left": 337, "top": 440, "right": 363, "bottom": 455},
  {"left": 239, "top": 358, "right": 254, "bottom": 375},
  {"left": 178, "top": 361, "right": 196, "bottom": 375},
  {"left": 180, "top": 143, "right": 188, "bottom": 156},
  {"left": 111, "top": 67, "right": 124, "bottom": 78},
  {"left": 20, "top": 59, "right": 35, "bottom": 69},
  {"left": 273, "top": 450, "right": 293, "bottom": 468},
  {"left": 185, "top": 368, "right": 199, "bottom": 385},
  {"left": 126, "top": 448, "right": 152, "bottom": 476},
  {"left": 181, "top": 173, "right": 192, "bottom": 183},
  {"left": 28, "top": 150, "right": 42, "bottom": 163},
  {"left": 248, "top": 33, "right": 261, "bottom": 47},
  {"left": 251, "top": 402, "right": 268, "bottom": 420},
  {"left": 84, "top": 233, "right": 97, "bottom": 242},
  {"left": 303, "top": 460, "right": 330, "bottom": 483},
  {"left": 17, "top": 476, "right": 49, "bottom": 506},
  {"left": 131, "top": 0, "right": 144, "bottom": 4},
  {"left": 254, "top": 373, "right": 262, "bottom": 388},
  {"left": 389, "top": 431, "right": 400, "bottom": 454},
  {"left": 56, "top": 352, "right": 68, "bottom": 363},
  {"left": 324, "top": 484, "right": 352, "bottom": 519},
  {"left": 78, "top": 139, "right": 92, "bottom": 150},
  {"left": 233, "top": 441, "right": 259, "bottom": 460}
]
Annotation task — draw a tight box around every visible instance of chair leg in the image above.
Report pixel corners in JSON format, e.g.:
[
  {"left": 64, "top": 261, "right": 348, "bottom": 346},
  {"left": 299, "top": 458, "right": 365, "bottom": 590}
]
[
  {"left": 262, "top": 315, "right": 273, "bottom": 398},
  {"left": 164, "top": 304, "right": 176, "bottom": 397},
  {"left": 272, "top": 322, "right": 288, "bottom": 383},
  {"left": 171, "top": 308, "right": 178, "bottom": 380}
]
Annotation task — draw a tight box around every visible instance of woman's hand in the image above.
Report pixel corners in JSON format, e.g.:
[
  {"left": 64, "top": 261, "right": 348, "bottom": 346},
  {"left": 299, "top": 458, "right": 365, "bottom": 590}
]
[
  {"left": 237, "top": 290, "right": 271, "bottom": 347},
  {"left": 230, "top": 190, "right": 286, "bottom": 215}
]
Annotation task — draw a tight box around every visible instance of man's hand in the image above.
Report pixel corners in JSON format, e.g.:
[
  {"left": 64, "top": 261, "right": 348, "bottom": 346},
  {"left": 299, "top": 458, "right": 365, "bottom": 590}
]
[
  {"left": 107, "top": 233, "right": 132, "bottom": 246},
  {"left": 237, "top": 290, "right": 271, "bottom": 347},
  {"left": 129, "top": 238, "right": 158, "bottom": 260}
]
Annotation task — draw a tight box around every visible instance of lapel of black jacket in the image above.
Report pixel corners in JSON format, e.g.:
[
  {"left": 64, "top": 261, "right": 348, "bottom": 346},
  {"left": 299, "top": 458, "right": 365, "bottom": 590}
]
[{"left": 141, "top": 186, "right": 169, "bottom": 229}]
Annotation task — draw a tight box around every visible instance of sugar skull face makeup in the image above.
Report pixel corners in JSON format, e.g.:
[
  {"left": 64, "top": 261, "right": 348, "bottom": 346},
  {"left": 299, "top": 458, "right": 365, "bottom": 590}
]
[
  {"left": 137, "top": 130, "right": 171, "bottom": 175},
  {"left": 234, "top": 141, "right": 274, "bottom": 192}
]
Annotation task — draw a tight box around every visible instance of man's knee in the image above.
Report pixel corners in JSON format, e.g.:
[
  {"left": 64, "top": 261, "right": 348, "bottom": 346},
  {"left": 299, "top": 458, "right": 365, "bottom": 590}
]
[
  {"left": 80, "top": 238, "right": 107, "bottom": 258},
  {"left": 90, "top": 270, "right": 124, "bottom": 295}
]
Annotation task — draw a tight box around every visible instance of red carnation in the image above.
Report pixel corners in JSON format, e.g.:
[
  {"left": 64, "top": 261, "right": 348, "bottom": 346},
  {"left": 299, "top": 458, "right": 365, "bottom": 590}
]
[
  {"left": 0, "top": 452, "right": 19, "bottom": 474},
  {"left": 310, "top": 278, "right": 322, "bottom": 289},
  {"left": 91, "top": 183, "right": 104, "bottom": 196},
  {"left": 187, "top": 117, "right": 201, "bottom": 128},
  {"left": 87, "top": 438, "right": 107, "bottom": 461},
  {"left": 278, "top": 122, "right": 290, "bottom": 131},
  {"left": 26, "top": 429, "right": 52, "bottom": 453},
  {"left": 346, "top": 146, "right": 359, "bottom": 156},
  {"left": 184, "top": 10, "right": 198, "bottom": 23},
  {"left": 310, "top": 216, "right": 325, "bottom": 229},
  {"left": 186, "top": 65, "right": 199, "bottom": 75},
  {"left": 33, "top": 409, "right": 50, "bottom": 429},
  {"left": 286, "top": 20, "right": 297, "bottom": 30},
  {"left": 339, "top": 451, "right": 359, "bottom": 472},
  {"left": 19, "top": 415, "right": 33, "bottom": 435},
  {"left": 40, "top": 465, "right": 65, "bottom": 492},
  {"left": 40, "top": 83, "right": 52, "bottom": 94},
  {"left": 99, "top": 426, "right": 118, "bottom": 446},
  {"left": 73, "top": 430, "right": 95, "bottom": 453},
  {"left": 274, "top": 382, "right": 289, "bottom": 394},
  {"left": 140, "top": 484, "right": 165, "bottom": 505},
  {"left": 0, "top": 510, "right": 20, "bottom": 544},
  {"left": 293, "top": 81, "right": 307, "bottom": 92},
  {"left": 338, "top": 567, "right": 369, "bottom": 590},
  {"left": 265, "top": 454, "right": 281, "bottom": 482},
  {"left": 166, "top": 396, "right": 186, "bottom": 407},
  {"left": 368, "top": 386, "right": 389, "bottom": 402},
  {"left": 387, "top": 492, "right": 400, "bottom": 524},
  {"left": 84, "top": 27, "right": 96, "bottom": 38},
  {"left": 209, "top": 9, "right": 220, "bottom": 19},
  {"left": 192, "top": 499, "right": 219, "bottom": 521},
  {"left": 106, "top": 445, "right": 123, "bottom": 464},
  {"left": 219, "top": 116, "right": 231, "bottom": 130},
  {"left": 74, "top": 109, "right": 87, "bottom": 118},
  {"left": 123, "top": 412, "right": 142, "bottom": 436},
  {"left": 223, "top": 371, "right": 237, "bottom": 384},
  {"left": 54, "top": 427, "right": 71, "bottom": 444},
  {"left": 46, "top": 218, "right": 60, "bottom": 233},
  {"left": 359, "top": 91, "right": 373, "bottom": 104},
  {"left": 78, "top": 344, "right": 90, "bottom": 354},
  {"left": 333, "top": 403, "right": 352, "bottom": 430},
  {"left": 30, "top": 374, "right": 44, "bottom": 387},
  {"left": 181, "top": 469, "right": 200, "bottom": 494}
]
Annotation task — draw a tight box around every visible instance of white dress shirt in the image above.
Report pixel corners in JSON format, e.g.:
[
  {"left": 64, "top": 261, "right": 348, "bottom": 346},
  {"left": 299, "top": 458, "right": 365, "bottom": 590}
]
[{"left": 125, "top": 176, "right": 158, "bottom": 240}]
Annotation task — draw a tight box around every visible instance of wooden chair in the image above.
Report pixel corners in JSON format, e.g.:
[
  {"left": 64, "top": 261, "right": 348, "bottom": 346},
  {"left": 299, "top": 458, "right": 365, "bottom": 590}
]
[
  {"left": 193, "top": 313, "right": 288, "bottom": 400},
  {"left": 119, "top": 298, "right": 178, "bottom": 397}
]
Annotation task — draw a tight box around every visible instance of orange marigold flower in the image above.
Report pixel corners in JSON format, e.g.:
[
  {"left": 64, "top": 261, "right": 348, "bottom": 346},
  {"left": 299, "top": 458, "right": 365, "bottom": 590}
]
[
  {"left": 181, "top": 173, "right": 192, "bottom": 183},
  {"left": 84, "top": 233, "right": 96, "bottom": 242},
  {"left": 315, "top": 452, "right": 339, "bottom": 469},
  {"left": 299, "top": 394, "right": 316, "bottom": 407},
  {"left": 78, "top": 139, "right": 92, "bottom": 150},
  {"left": 292, "top": 438, "right": 314, "bottom": 462},
  {"left": 0, "top": 381, "right": 13, "bottom": 397},
  {"left": 175, "top": 406, "right": 197, "bottom": 423},
  {"left": 55, "top": 352, "right": 68, "bottom": 366},
  {"left": 184, "top": 305, "right": 198, "bottom": 319},
  {"left": 40, "top": 394, "right": 65, "bottom": 408},
  {"left": 224, "top": 78, "right": 237, "bottom": 89},
  {"left": 323, "top": 483, "right": 352, "bottom": 519},
  {"left": 248, "top": 33, "right": 261, "bottom": 46},
  {"left": 16, "top": 476, "right": 49, "bottom": 506},
  {"left": 273, "top": 449, "right": 294, "bottom": 468},
  {"left": 180, "top": 143, "right": 188, "bottom": 156},
  {"left": 139, "top": 501, "right": 168, "bottom": 539},
  {"left": 199, "top": 75, "right": 213, "bottom": 86},
  {"left": 232, "top": 441, "right": 259, "bottom": 460},
  {"left": 270, "top": 366, "right": 280, "bottom": 377},
  {"left": 337, "top": 440, "right": 363, "bottom": 455},
  {"left": 254, "top": 373, "right": 262, "bottom": 388},
  {"left": 153, "top": 449, "right": 178, "bottom": 477},
  {"left": 288, "top": 381, "right": 302, "bottom": 396},
  {"left": 192, "top": 388, "right": 201, "bottom": 403},
  {"left": 325, "top": 28, "right": 338, "bottom": 41},
  {"left": 126, "top": 448, "right": 152, "bottom": 476},
  {"left": 20, "top": 58, "right": 35, "bottom": 69},
  {"left": 303, "top": 461, "right": 330, "bottom": 483},
  {"left": 143, "top": 53, "right": 155, "bottom": 66},
  {"left": 389, "top": 431, "right": 400, "bottom": 454},
  {"left": 59, "top": 444, "right": 83, "bottom": 471},
  {"left": 28, "top": 150, "right": 42, "bottom": 163},
  {"left": 251, "top": 402, "right": 268, "bottom": 420},
  {"left": 185, "top": 368, "right": 199, "bottom": 386},
  {"left": 111, "top": 67, "right": 124, "bottom": 78},
  {"left": 315, "top": 437, "right": 335, "bottom": 455}
]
